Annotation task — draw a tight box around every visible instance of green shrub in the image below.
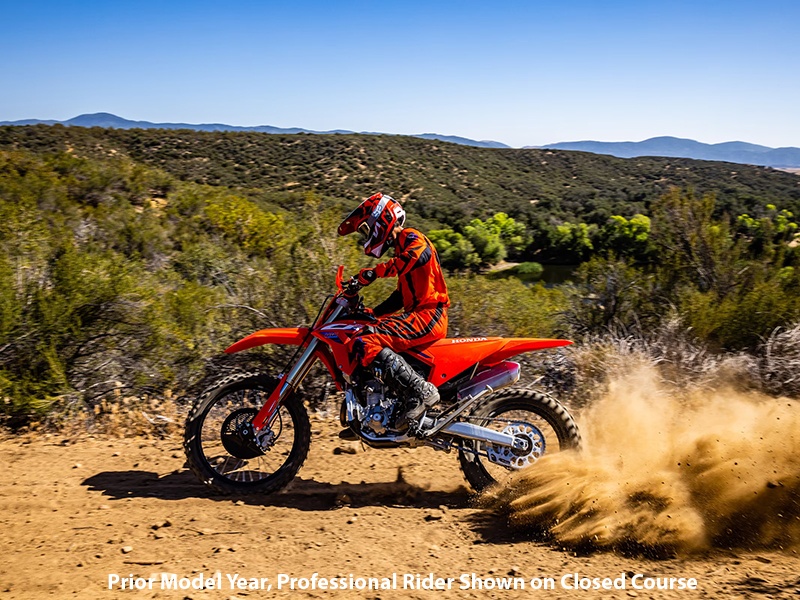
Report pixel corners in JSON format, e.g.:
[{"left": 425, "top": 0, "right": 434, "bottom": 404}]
[{"left": 447, "top": 275, "right": 567, "bottom": 338}]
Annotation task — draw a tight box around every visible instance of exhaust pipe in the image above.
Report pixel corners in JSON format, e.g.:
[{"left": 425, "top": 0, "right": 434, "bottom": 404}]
[
  {"left": 421, "top": 361, "right": 520, "bottom": 437},
  {"left": 457, "top": 361, "right": 520, "bottom": 401}
]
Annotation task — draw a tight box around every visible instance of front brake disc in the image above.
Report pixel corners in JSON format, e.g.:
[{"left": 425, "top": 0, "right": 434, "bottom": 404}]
[{"left": 220, "top": 408, "right": 265, "bottom": 459}]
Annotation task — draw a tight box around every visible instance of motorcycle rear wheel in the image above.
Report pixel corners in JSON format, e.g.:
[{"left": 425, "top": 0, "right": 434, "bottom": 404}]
[
  {"left": 184, "top": 372, "right": 310, "bottom": 495},
  {"left": 457, "top": 388, "right": 581, "bottom": 493}
]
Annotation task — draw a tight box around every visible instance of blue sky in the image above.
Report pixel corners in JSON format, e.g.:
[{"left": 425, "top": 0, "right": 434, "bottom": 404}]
[{"left": 1, "top": 0, "right": 798, "bottom": 148}]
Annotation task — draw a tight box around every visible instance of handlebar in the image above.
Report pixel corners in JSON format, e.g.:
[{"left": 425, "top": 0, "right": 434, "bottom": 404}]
[
  {"left": 332, "top": 267, "right": 376, "bottom": 321},
  {"left": 334, "top": 276, "right": 363, "bottom": 308},
  {"left": 347, "top": 276, "right": 365, "bottom": 293},
  {"left": 335, "top": 277, "right": 377, "bottom": 321}
]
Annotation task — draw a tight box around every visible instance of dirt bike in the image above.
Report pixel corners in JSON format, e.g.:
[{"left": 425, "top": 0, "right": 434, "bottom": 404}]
[{"left": 184, "top": 266, "right": 581, "bottom": 495}]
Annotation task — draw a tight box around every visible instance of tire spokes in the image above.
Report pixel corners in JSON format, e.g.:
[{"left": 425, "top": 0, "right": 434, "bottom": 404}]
[{"left": 199, "top": 387, "right": 295, "bottom": 483}]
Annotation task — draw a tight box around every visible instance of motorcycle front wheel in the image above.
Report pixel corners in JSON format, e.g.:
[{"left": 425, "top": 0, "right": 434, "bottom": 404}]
[
  {"left": 184, "top": 372, "right": 310, "bottom": 495},
  {"left": 457, "top": 388, "right": 581, "bottom": 493}
]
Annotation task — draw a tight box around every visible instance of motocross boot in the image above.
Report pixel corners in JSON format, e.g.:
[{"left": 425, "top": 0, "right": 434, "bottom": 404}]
[{"left": 372, "top": 347, "right": 439, "bottom": 428}]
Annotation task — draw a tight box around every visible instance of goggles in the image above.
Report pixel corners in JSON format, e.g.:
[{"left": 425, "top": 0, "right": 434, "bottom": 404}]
[{"left": 357, "top": 221, "right": 372, "bottom": 242}]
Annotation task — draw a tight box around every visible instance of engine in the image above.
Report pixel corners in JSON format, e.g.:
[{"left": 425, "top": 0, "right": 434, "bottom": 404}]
[{"left": 360, "top": 379, "right": 398, "bottom": 435}]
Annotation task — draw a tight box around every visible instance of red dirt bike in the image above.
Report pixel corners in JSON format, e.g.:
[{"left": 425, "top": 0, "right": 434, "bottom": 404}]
[{"left": 184, "top": 267, "right": 581, "bottom": 494}]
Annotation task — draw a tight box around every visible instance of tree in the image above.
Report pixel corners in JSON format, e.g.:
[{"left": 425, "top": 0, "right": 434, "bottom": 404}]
[
  {"left": 484, "top": 212, "right": 528, "bottom": 256},
  {"left": 600, "top": 214, "right": 651, "bottom": 260},
  {"left": 550, "top": 222, "right": 596, "bottom": 263},
  {"left": 203, "top": 193, "right": 288, "bottom": 257},
  {"left": 463, "top": 218, "right": 507, "bottom": 266},
  {"left": 651, "top": 188, "right": 743, "bottom": 296},
  {"left": 427, "top": 229, "right": 481, "bottom": 271},
  {"left": 736, "top": 204, "right": 798, "bottom": 261}
]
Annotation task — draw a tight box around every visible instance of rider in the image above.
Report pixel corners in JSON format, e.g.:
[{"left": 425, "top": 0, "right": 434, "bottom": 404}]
[{"left": 338, "top": 192, "right": 450, "bottom": 426}]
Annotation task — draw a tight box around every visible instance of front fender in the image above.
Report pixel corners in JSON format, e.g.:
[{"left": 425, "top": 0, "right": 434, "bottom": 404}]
[{"left": 224, "top": 327, "right": 310, "bottom": 354}]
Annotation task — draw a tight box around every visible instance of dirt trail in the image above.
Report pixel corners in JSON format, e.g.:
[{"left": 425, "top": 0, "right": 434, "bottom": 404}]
[{"left": 1, "top": 413, "right": 799, "bottom": 599}]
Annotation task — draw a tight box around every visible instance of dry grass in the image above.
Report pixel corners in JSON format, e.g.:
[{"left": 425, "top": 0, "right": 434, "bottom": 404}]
[
  {"left": 760, "top": 323, "right": 800, "bottom": 397},
  {"left": 561, "top": 318, "right": 800, "bottom": 404},
  {"left": 27, "top": 391, "right": 184, "bottom": 439}
]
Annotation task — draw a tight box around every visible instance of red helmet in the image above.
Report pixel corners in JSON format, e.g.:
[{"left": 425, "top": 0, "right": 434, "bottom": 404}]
[{"left": 338, "top": 193, "right": 406, "bottom": 258}]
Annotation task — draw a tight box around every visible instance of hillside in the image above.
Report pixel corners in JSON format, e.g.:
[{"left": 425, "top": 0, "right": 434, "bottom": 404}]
[
  {"left": 1, "top": 124, "right": 799, "bottom": 229},
  {"left": 2, "top": 122, "right": 800, "bottom": 428}
]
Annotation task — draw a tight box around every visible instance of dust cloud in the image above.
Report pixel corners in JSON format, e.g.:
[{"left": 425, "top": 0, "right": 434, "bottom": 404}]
[{"left": 485, "top": 367, "right": 800, "bottom": 553}]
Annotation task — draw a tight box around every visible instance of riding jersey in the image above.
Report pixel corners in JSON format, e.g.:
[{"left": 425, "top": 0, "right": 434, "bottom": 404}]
[
  {"left": 351, "top": 228, "right": 449, "bottom": 367},
  {"left": 372, "top": 228, "right": 450, "bottom": 315}
]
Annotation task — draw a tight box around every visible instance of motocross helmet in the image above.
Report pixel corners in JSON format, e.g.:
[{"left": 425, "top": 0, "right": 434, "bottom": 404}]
[{"left": 338, "top": 192, "right": 406, "bottom": 258}]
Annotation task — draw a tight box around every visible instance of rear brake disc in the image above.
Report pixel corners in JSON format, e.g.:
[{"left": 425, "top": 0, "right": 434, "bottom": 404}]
[{"left": 486, "top": 422, "right": 545, "bottom": 469}]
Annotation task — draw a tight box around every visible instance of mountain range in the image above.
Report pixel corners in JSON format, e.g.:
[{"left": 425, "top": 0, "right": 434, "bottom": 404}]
[
  {"left": 0, "top": 113, "right": 511, "bottom": 150},
  {"left": 538, "top": 137, "right": 800, "bottom": 169},
  {"left": 1, "top": 113, "right": 799, "bottom": 167}
]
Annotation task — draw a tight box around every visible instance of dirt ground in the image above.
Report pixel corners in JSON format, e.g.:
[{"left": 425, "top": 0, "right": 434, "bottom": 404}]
[{"left": 1, "top": 414, "right": 798, "bottom": 600}]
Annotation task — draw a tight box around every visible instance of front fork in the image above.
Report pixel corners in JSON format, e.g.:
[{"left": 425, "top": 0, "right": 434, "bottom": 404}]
[{"left": 251, "top": 302, "right": 347, "bottom": 434}]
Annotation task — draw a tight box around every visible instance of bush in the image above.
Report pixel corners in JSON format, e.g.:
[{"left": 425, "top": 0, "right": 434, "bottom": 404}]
[
  {"left": 428, "top": 229, "right": 480, "bottom": 271},
  {"left": 446, "top": 275, "right": 567, "bottom": 338}
]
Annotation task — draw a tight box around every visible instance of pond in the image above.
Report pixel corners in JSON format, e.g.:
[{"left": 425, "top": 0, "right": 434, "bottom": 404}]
[{"left": 539, "top": 264, "right": 578, "bottom": 286}]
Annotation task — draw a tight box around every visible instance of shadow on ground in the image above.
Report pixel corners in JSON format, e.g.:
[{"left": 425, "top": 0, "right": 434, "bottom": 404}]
[
  {"left": 464, "top": 509, "right": 551, "bottom": 546},
  {"left": 81, "top": 468, "right": 472, "bottom": 511}
]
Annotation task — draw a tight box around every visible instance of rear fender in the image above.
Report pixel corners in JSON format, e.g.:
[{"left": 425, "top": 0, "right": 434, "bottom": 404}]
[
  {"left": 480, "top": 338, "right": 573, "bottom": 367},
  {"left": 418, "top": 337, "right": 573, "bottom": 386}
]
